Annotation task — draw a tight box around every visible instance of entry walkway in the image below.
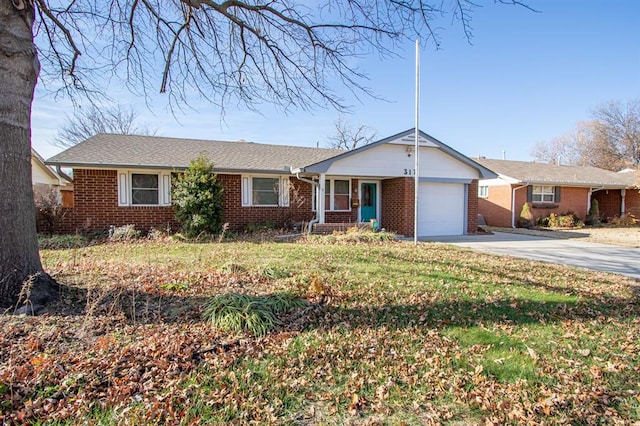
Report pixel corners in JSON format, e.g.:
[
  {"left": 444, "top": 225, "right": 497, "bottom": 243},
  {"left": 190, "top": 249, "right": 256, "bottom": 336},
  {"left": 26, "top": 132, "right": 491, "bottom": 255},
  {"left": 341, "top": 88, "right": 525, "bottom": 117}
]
[{"left": 419, "top": 232, "right": 640, "bottom": 279}]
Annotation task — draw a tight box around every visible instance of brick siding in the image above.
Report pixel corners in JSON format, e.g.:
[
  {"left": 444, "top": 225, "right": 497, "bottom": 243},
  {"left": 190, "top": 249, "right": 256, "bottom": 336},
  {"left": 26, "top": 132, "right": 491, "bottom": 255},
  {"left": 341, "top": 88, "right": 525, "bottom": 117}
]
[
  {"left": 625, "top": 188, "right": 640, "bottom": 217},
  {"left": 466, "top": 180, "right": 479, "bottom": 234},
  {"left": 480, "top": 183, "right": 624, "bottom": 227},
  {"left": 381, "top": 177, "right": 414, "bottom": 236},
  {"left": 56, "top": 169, "right": 178, "bottom": 234},
  {"left": 478, "top": 184, "right": 514, "bottom": 227},
  {"left": 54, "top": 170, "right": 317, "bottom": 234}
]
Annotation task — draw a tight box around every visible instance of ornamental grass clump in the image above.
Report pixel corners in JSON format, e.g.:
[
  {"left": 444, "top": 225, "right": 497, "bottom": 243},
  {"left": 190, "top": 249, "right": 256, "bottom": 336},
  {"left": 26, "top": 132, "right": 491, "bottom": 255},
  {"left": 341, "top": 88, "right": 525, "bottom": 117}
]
[{"left": 202, "top": 292, "right": 307, "bottom": 336}]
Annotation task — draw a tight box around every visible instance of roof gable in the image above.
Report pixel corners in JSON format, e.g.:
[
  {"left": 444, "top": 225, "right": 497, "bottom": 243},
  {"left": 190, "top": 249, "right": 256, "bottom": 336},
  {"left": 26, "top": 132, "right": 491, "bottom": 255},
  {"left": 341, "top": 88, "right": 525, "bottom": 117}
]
[{"left": 301, "top": 128, "right": 496, "bottom": 178}]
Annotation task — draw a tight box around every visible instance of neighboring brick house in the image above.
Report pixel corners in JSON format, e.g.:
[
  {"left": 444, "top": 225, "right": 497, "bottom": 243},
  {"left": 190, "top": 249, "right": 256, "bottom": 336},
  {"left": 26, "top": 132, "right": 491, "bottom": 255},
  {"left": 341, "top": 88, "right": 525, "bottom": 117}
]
[
  {"left": 474, "top": 158, "right": 639, "bottom": 227},
  {"left": 46, "top": 129, "right": 495, "bottom": 237}
]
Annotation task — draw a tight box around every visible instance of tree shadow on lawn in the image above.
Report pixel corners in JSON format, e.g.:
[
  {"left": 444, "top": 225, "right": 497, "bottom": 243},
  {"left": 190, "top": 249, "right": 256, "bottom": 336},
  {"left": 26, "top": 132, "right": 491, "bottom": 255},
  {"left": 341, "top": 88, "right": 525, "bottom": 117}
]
[
  {"left": 300, "top": 293, "right": 640, "bottom": 333},
  {"left": 44, "top": 282, "right": 214, "bottom": 325},
  {"left": 44, "top": 283, "right": 638, "bottom": 334}
]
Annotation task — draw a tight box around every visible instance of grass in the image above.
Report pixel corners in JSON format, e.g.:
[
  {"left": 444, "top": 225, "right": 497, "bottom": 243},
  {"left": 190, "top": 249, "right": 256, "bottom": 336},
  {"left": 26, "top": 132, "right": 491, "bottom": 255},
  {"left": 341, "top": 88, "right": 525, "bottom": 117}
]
[{"left": 1, "top": 236, "right": 639, "bottom": 424}]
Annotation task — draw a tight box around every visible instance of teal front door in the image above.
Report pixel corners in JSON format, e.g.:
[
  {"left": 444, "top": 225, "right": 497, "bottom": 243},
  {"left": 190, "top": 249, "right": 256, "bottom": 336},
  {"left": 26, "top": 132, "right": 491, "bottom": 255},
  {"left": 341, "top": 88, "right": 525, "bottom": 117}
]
[{"left": 360, "top": 183, "right": 377, "bottom": 223}]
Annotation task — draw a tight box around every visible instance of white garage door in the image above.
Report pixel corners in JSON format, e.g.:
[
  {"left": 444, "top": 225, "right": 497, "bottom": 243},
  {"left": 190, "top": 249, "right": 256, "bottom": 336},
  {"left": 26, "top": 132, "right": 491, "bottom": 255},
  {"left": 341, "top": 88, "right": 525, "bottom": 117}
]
[{"left": 417, "top": 183, "right": 465, "bottom": 236}]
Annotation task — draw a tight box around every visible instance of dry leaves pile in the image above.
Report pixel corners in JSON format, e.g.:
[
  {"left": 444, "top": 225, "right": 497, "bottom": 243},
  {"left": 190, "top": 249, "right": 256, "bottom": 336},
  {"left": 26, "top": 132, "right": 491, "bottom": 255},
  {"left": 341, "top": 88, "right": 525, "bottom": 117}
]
[{"left": 1, "top": 240, "right": 639, "bottom": 424}]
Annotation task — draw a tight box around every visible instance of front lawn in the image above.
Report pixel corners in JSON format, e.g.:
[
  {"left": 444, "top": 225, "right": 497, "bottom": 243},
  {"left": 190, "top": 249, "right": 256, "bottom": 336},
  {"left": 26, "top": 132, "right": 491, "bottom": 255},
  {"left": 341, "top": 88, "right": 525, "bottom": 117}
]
[{"left": 1, "top": 237, "right": 639, "bottom": 424}]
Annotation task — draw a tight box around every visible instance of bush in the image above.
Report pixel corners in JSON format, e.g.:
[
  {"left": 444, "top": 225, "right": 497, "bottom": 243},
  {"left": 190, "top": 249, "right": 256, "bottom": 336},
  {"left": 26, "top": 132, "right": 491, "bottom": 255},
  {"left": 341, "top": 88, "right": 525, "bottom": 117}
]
[
  {"left": 109, "top": 224, "right": 141, "bottom": 241},
  {"left": 33, "top": 184, "right": 66, "bottom": 234},
  {"left": 585, "top": 199, "right": 601, "bottom": 226},
  {"left": 517, "top": 202, "right": 534, "bottom": 228},
  {"left": 172, "top": 155, "right": 224, "bottom": 237},
  {"left": 538, "top": 212, "right": 583, "bottom": 229}
]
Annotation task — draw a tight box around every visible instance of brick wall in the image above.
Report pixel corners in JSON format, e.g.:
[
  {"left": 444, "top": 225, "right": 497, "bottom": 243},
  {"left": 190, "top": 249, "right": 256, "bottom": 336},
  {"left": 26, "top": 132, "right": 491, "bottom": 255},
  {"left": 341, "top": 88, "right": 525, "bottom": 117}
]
[
  {"left": 55, "top": 169, "right": 317, "bottom": 234},
  {"left": 625, "top": 188, "right": 640, "bottom": 217},
  {"left": 466, "top": 180, "right": 478, "bottom": 234},
  {"left": 57, "top": 169, "right": 178, "bottom": 233},
  {"left": 478, "top": 184, "right": 514, "bottom": 227},
  {"left": 593, "top": 190, "right": 622, "bottom": 221},
  {"left": 529, "top": 187, "right": 589, "bottom": 223},
  {"left": 381, "top": 177, "right": 414, "bottom": 236},
  {"left": 481, "top": 184, "right": 599, "bottom": 227},
  {"left": 218, "top": 174, "right": 314, "bottom": 230}
]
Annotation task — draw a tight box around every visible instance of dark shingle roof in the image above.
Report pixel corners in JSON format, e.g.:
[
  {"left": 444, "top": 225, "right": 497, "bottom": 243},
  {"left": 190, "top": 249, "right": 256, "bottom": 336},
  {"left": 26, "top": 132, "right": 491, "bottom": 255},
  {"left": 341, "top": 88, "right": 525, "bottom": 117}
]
[
  {"left": 475, "top": 158, "right": 632, "bottom": 188},
  {"left": 46, "top": 134, "right": 344, "bottom": 173}
]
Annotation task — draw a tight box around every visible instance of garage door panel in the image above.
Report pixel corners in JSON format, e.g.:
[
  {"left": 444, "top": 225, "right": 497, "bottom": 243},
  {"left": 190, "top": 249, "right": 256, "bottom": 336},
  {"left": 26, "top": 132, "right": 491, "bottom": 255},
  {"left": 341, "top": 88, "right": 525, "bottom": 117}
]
[{"left": 418, "top": 183, "right": 464, "bottom": 236}]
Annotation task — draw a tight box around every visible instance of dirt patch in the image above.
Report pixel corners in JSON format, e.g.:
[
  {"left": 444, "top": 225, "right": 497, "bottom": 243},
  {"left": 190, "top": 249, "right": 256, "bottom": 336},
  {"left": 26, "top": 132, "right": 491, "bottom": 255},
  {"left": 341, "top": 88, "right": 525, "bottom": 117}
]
[{"left": 486, "top": 226, "right": 640, "bottom": 248}]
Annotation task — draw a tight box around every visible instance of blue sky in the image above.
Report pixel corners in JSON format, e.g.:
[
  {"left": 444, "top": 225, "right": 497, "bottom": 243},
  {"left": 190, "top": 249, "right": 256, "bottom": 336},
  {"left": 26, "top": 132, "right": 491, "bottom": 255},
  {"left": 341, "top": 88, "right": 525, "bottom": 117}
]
[{"left": 32, "top": 0, "right": 640, "bottom": 162}]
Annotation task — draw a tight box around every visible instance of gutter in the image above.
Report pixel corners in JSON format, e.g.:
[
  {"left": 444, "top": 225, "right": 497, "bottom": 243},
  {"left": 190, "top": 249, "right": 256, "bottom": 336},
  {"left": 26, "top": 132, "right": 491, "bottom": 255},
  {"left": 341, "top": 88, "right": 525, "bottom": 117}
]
[
  {"left": 511, "top": 184, "right": 528, "bottom": 228},
  {"left": 293, "top": 168, "right": 320, "bottom": 234},
  {"left": 56, "top": 166, "right": 73, "bottom": 185}
]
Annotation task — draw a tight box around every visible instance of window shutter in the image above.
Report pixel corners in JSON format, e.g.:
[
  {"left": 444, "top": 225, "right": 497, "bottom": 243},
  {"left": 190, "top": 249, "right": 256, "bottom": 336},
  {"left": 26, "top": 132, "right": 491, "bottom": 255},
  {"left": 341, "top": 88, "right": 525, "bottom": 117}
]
[
  {"left": 554, "top": 186, "right": 561, "bottom": 202},
  {"left": 280, "top": 177, "right": 290, "bottom": 207},
  {"left": 118, "top": 172, "right": 129, "bottom": 206},
  {"left": 241, "top": 176, "right": 251, "bottom": 206},
  {"left": 526, "top": 185, "right": 533, "bottom": 202},
  {"left": 161, "top": 173, "right": 171, "bottom": 205}
]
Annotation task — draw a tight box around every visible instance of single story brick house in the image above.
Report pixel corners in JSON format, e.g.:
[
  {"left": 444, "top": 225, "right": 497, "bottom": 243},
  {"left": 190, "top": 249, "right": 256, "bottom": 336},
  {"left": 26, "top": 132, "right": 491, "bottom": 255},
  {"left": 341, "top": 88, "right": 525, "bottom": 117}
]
[
  {"left": 474, "top": 158, "right": 640, "bottom": 227},
  {"left": 46, "top": 129, "right": 496, "bottom": 237}
]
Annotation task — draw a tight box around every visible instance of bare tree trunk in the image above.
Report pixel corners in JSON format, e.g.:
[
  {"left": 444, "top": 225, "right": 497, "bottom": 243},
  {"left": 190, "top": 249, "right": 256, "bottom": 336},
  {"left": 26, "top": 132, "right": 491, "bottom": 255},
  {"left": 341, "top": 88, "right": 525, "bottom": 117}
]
[{"left": 0, "top": 3, "right": 57, "bottom": 312}]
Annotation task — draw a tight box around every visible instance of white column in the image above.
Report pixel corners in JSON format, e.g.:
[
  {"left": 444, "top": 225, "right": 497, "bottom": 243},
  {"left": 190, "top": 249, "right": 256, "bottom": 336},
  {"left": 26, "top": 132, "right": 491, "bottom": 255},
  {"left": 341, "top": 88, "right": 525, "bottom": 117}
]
[
  {"left": 318, "top": 173, "right": 326, "bottom": 224},
  {"left": 621, "top": 189, "right": 626, "bottom": 215}
]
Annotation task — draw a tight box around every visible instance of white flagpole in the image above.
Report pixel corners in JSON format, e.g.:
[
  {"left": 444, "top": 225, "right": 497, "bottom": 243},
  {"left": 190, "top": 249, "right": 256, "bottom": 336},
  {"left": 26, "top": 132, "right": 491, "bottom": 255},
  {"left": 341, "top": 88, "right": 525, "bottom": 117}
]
[{"left": 413, "top": 39, "right": 420, "bottom": 246}]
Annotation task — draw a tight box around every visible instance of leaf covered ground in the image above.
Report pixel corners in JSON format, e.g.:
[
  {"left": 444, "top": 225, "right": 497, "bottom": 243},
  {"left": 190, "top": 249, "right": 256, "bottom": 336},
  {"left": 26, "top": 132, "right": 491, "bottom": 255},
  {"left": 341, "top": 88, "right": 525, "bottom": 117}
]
[{"left": 2, "top": 237, "right": 640, "bottom": 424}]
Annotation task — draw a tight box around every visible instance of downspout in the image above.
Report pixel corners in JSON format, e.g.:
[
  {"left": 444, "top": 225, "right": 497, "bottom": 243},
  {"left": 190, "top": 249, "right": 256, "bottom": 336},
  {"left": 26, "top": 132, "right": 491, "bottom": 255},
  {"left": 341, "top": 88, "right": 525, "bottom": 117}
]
[
  {"left": 295, "top": 171, "right": 320, "bottom": 234},
  {"left": 511, "top": 184, "right": 528, "bottom": 228}
]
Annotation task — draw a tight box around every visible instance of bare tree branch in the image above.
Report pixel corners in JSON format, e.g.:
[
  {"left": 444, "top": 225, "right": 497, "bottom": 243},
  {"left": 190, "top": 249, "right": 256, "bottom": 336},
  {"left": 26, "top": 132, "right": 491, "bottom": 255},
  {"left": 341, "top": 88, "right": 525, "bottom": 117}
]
[
  {"left": 53, "top": 104, "right": 158, "bottom": 147},
  {"left": 30, "top": 1, "right": 533, "bottom": 114}
]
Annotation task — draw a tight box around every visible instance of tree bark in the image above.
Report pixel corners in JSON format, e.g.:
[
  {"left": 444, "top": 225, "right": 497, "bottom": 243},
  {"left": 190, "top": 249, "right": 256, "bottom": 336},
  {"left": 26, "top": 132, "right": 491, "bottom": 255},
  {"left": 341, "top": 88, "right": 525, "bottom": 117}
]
[{"left": 0, "top": 2, "right": 57, "bottom": 311}]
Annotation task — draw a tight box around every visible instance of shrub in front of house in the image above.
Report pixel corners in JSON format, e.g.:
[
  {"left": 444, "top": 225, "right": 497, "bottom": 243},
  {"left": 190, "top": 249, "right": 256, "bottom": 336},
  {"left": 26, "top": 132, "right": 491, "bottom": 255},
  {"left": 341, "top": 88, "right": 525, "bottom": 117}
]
[
  {"left": 172, "top": 155, "right": 224, "bottom": 238},
  {"left": 109, "top": 224, "right": 141, "bottom": 241},
  {"left": 586, "top": 199, "right": 601, "bottom": 226},
  {"left": 537, "top": 212, "right": 583, "bottom": 229},
  {"left": 517, "top": 202, "right": 534, "bottom": 228}
]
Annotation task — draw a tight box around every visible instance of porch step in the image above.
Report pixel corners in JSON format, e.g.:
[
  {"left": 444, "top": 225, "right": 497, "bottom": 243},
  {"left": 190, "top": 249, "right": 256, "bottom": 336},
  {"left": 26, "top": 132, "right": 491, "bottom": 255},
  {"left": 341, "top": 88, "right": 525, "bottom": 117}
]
[{"left": 311, "top": 222, "right": 372, "bottom": 235}]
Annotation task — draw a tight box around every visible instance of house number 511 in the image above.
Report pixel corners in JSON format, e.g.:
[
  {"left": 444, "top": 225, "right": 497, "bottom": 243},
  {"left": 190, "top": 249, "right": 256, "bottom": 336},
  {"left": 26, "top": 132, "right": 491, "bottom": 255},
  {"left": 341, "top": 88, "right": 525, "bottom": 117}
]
[{"left": 403, "top": 168, "right": 416, "bottom": 176}]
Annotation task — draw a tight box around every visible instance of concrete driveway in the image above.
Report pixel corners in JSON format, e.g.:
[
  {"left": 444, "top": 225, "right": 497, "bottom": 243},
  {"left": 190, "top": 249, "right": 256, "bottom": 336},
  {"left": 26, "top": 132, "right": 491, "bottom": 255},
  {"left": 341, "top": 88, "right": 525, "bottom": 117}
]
[{"left": 420, "top": 232, "right": 640, "bottom": 279}]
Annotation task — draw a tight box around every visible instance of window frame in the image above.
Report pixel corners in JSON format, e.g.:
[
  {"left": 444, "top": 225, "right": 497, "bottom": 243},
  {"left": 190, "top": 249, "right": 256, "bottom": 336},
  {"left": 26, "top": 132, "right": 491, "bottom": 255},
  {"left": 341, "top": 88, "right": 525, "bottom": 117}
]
[
  {"left": 531, "top": 185, "right": 555, "bottom": 203},
  {"left": 478, "top": 185, "right": 489, "bottom": 198},
  {"left": 117, "top": 170, "right": 172, "bottom": 207},
  {"left": 241, "top": 175, "right": 290, "bottom": 207},
  {"left": 313, "top": 178, "right": 352, "bottom": 212}
]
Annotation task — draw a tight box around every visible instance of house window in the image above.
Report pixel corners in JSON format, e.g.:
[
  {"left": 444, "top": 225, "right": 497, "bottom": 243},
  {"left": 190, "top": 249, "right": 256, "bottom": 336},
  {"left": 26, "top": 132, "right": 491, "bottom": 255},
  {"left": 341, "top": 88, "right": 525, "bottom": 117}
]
[
  {"left": 317, "top": 179, "right": 351, "bottom": 211},
  {"left": 478, "top": 185, "right": 489, "bottom": 198},
  {"left": 117, "top": 171, "right": 171, "bottom": 207},
  {"left": 241, "top": 175, "right": 289, "bottom": 207},
  {"left": 252, "top": 177, "right": 279, "bottom": 206},
  {"left": 131, "top": 173, "right": 159, "bottom": 205},
  {"left": 532, "top": 185, "right": 555, "bottom": 203}
]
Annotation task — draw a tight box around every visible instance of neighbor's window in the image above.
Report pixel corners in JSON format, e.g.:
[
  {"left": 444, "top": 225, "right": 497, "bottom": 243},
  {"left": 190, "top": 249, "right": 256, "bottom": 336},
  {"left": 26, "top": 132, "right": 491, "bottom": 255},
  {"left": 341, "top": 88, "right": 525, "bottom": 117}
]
[
  {"left": 478, "top": 185, "right": 489, "bottom": 198},
  {"left": 252, "top": 177, "right": 279, "bottom": 206},
  {"left": 131, "top": 173, "right": 159, "bottom": 205},
  {"left": 532, "top": 185, "right": 554, "bottom": 203}
]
